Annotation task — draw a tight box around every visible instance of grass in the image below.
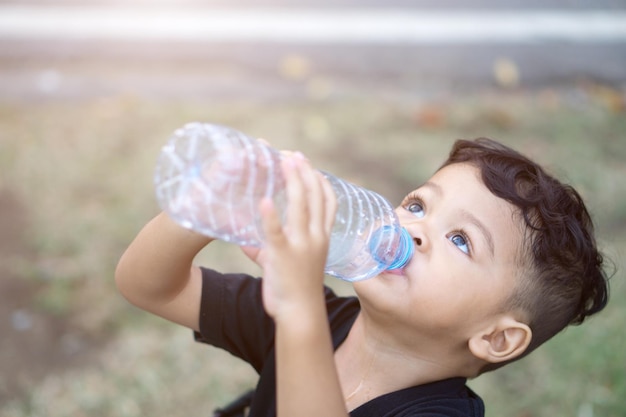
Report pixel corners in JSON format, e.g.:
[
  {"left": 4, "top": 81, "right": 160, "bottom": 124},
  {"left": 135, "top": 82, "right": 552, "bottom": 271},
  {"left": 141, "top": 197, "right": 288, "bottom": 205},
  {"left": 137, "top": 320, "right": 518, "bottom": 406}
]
[{"left": 1, "top": 84, "right": 624, "bottom": 416}]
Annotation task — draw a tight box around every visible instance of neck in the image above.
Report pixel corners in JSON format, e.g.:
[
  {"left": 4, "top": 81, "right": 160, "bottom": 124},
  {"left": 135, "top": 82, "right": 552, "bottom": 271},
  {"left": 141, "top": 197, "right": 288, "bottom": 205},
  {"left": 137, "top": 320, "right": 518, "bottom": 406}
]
[{"left": 335, "top": 313, "right": 469, "bottom": 410}]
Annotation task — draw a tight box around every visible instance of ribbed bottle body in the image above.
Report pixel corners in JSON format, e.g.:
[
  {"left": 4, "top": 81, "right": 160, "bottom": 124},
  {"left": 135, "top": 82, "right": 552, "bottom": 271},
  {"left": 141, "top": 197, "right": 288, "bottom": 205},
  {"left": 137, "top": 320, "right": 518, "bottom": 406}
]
[{"left": 155, "top": 122, "right": 413, "bottom": 281}]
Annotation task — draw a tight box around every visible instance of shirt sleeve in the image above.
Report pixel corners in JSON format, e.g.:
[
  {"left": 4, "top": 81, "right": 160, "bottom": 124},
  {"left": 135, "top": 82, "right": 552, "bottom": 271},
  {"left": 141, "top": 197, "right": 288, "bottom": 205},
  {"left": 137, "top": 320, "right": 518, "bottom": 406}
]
[{"left": 193, "top": 267, "right": 275, "bottom": 373}]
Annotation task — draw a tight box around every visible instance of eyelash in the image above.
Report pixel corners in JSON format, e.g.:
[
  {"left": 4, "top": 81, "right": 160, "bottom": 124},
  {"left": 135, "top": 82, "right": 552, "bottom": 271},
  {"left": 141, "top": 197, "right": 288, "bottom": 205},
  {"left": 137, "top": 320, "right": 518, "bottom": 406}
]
[
  {"left": 402, "top": 192, "right": 424, "bottom": 213},
  {"left": 401, "top": 192, "right": 473, "bottom": 256},
  {"left": 448, "top": 229, "right": 472, "bottom": 256}
]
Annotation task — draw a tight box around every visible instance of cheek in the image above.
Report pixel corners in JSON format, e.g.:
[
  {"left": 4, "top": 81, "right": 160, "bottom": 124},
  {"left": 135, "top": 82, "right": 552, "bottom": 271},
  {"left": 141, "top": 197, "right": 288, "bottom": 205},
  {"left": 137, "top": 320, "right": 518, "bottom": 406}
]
[
  {"left": 407, "top": 269, "right": 489, "bottom": 330},
  {"left": 409, "top": 291, "right": 466, "bottom": 329}
]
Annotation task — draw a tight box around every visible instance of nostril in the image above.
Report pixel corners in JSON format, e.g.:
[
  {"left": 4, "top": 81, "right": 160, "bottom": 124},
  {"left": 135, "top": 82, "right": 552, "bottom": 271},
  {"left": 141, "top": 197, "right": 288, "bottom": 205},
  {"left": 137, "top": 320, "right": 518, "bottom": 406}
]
[{"left": 414, "top": 237, "right": 422, "bottom": 246}]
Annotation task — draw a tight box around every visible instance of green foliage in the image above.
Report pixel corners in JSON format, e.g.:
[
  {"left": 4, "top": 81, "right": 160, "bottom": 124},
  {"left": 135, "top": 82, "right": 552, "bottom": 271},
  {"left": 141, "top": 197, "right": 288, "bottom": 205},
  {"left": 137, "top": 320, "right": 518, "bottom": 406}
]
[{"left": 1, "top": 87, "right": 624, "bottom": 416}]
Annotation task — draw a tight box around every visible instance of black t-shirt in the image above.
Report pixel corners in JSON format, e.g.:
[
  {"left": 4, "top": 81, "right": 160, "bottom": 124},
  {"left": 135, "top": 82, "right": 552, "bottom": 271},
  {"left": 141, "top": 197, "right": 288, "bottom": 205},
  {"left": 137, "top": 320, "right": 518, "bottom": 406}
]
[{"left": 194, "top": 268, "right": 485, "bottom": 417}]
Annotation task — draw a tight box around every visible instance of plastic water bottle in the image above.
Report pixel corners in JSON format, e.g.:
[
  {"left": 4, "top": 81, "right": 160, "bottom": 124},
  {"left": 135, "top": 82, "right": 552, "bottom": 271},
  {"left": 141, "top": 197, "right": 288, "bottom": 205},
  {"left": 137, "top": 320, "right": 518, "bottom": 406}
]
[{"left": 154, "top": 122, "right": 414, "bottom": 281}]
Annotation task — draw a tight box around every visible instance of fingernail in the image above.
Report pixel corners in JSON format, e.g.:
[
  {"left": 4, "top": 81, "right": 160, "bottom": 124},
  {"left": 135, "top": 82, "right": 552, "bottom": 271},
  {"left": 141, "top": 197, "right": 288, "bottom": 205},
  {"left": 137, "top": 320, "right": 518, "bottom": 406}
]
[{"left": 284, "top": 155, "right": 296, "bottom": 169}]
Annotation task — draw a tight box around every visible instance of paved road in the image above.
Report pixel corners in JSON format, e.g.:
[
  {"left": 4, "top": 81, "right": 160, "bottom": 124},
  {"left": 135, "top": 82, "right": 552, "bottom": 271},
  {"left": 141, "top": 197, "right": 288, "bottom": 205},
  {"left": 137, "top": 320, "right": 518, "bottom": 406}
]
[
  {"left": 0, "top": 3, "right": 624, "bottom": 101},
  {"left": 6, "top": 0, "right": 626, "bottom": 9},
  {"left": 2, "top": 8, "right": 625, "bottom": 43}
]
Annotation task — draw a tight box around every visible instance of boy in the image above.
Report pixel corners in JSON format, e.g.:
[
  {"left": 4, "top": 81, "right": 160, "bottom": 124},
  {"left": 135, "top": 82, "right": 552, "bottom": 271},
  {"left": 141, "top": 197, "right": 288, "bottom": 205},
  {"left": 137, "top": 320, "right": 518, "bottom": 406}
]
[{"left": 115, "top": 138, "right": 609, "bottom": 416}]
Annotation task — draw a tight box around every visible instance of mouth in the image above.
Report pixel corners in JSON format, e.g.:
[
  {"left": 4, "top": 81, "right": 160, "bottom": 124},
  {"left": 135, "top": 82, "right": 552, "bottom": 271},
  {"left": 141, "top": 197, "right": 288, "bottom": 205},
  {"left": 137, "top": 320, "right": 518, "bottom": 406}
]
[{"left": 385, "top": 268, "right": 405, "bottom": 276}]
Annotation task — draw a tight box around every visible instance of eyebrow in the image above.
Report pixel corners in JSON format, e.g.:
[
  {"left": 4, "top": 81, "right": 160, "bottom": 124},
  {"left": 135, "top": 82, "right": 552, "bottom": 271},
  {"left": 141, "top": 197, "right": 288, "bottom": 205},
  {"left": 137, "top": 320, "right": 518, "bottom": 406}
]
[
  {"left": 459, "top": 209, "right": 496, "bottom": 258},
  {"left": 422, "top": 180, "right": 495, "bottom": 258},
  {"left": 421, "top": 181, "right": 443, "bottom": 197}
]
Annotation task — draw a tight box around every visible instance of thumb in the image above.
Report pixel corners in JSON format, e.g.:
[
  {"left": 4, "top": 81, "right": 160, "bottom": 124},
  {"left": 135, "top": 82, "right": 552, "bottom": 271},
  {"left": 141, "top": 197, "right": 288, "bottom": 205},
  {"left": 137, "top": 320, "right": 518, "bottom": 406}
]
[{"left": 240, "top": 245, "right": 261, "bottom": 262}]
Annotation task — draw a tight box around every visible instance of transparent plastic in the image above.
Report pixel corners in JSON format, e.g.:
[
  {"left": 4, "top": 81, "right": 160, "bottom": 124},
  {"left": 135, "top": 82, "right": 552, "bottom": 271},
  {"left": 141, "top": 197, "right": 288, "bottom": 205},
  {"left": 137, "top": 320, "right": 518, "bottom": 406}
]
[{"left": 154, "top": 122, "right": 414, "bottom": 281}]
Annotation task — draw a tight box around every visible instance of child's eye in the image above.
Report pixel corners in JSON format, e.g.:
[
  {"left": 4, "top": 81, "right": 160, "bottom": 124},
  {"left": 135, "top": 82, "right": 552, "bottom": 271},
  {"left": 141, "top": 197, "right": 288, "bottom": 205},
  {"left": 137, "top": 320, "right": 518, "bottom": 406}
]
[
  {"left": 403, "top": 194, "right": 425, "bottom": 218},
  {"left": 449, "top": 232, "right": 471, "bottom": 255}
]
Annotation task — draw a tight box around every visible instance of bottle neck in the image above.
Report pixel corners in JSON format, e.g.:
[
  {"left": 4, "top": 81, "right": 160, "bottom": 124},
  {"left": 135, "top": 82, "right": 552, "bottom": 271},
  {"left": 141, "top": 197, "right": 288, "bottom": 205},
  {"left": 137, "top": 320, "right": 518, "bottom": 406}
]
[{"left": 386, "top": 227, "right": 414, "bottom": 270}]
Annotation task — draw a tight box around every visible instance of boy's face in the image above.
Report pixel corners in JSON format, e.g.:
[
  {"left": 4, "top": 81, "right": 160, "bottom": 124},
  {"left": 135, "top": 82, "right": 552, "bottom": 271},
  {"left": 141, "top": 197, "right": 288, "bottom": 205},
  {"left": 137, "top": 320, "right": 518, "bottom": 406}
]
[{"left": 355, "top": 162, "right": 525, "bottom": 343}]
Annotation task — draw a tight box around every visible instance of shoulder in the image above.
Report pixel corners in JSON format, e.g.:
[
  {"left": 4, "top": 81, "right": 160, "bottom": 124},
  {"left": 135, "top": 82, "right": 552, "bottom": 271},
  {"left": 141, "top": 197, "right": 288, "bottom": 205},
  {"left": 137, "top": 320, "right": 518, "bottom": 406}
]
[{"left": 195, "top": 268, "right": 274, "bottom": 370}]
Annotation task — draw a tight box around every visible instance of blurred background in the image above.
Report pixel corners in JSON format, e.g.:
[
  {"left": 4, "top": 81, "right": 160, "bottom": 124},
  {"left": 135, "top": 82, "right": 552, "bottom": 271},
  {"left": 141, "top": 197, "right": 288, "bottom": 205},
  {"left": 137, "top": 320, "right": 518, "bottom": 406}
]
[{"left": 1, "top": 1, "right": 625, "bottom": 416}]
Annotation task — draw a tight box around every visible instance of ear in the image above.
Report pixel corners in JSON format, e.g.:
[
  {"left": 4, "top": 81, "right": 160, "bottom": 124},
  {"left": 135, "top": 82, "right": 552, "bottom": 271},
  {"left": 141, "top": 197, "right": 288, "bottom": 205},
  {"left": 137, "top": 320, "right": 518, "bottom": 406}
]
[{"left": 468, "top": 316, "right": 532, "bottom": 364}]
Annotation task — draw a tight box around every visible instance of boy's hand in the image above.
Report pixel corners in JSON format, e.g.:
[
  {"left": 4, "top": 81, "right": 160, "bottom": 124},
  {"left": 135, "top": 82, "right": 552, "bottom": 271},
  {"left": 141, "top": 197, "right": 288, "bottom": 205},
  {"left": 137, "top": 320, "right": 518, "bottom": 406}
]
[
  {"left": 259, "top": 153, "right": 348, "bottom": 417},
  {"left": 255, "top": 152, "right": 337, "bottom": 321},
  {"left": 238, "top": 144, "right": 300, "bottom": 265}
]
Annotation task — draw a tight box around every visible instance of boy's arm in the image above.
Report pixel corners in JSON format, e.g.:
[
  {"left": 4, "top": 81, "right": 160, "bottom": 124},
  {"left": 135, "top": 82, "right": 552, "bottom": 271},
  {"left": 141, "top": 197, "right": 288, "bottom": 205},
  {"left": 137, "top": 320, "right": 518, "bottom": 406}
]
[
  {"left": 115, "top": 212, "right": 212, "bottom": 331},
  {"left": 274, "top": 292, "right": 349, "bottom": 417},
  {"left": 258, "top": 154, "right": 349, "bottom": 417}
]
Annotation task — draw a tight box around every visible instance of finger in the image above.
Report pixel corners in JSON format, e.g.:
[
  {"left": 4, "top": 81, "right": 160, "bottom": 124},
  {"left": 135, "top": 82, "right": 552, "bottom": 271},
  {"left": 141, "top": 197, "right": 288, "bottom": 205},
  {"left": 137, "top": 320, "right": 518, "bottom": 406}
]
[
  {"left": 279, "top": 149, "right": 296, "bottom": 159},
  {"left": 240, "top": 245, "right": 261, "bottom": 262},
  {"left": 256, "top": 137, "right": 271, "bottom": 147},
  {"left": 255, "top": 138, "right": 296, "bottom": 166},
  {"left": 283, "top": 155, "right": 308, "bottom": 236},
  {"left": 319, "top": 172, "right": 338, "bottom": 233},
  {"left": 295, "top": 153, "right": 325, "bottom": 233}
]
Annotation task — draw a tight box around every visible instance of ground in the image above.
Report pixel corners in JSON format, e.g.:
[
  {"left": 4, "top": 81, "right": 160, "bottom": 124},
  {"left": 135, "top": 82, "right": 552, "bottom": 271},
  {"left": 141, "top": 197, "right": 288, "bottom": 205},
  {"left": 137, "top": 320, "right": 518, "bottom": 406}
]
[{"left": 0, "top": 188, "right": 103, "bottom": 403}]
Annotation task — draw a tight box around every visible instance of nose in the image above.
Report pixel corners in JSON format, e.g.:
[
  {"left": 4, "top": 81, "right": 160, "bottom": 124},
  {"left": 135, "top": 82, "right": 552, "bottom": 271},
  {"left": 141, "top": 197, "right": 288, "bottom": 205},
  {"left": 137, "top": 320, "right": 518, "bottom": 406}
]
[
  {"left": 413, "top": 234, "right": 429, "bottom": 253},
  {"left": 404, "top": 224, "right": 430, "bottom": 253}
]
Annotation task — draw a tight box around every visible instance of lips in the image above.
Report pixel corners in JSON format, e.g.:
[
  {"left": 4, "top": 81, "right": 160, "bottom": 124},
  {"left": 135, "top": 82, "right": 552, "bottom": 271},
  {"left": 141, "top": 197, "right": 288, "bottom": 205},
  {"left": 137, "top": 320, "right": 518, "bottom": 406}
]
[{"left": 386, "top": 268, "right": 405, "bottom": 276}]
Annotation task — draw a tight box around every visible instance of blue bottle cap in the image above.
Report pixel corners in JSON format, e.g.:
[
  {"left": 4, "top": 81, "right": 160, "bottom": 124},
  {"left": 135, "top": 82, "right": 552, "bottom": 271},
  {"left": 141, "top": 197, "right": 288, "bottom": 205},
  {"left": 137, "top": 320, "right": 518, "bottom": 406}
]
[
  {"left": 386, "top": 227, "right": 414, "bottom": 270},
  {"left": 369, "top": 226, "right": 414, "bottom": 271}
]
